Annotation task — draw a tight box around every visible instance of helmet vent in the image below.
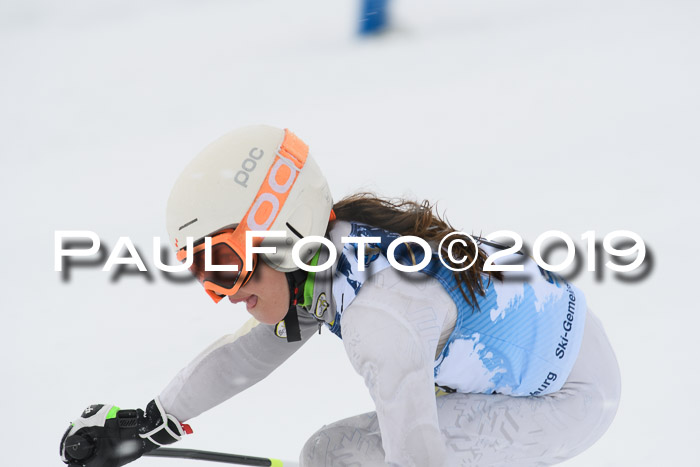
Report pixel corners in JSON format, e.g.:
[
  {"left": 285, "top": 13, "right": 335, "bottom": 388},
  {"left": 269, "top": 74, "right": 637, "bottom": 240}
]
[
  {"left": 178, "top": 218, "right": 199, "bottom": 231},
  {"left": 286, "top": 222, "right": 304, "bottom": 240}
]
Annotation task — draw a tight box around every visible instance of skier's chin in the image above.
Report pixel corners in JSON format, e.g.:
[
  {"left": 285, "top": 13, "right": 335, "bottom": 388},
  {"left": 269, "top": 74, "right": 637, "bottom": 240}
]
[{"left": 248, "top": 303, "right": 286, "bottom": 325}]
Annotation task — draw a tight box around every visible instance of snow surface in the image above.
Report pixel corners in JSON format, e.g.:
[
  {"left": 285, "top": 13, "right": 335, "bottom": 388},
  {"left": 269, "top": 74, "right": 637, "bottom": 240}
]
[{"left": 1, "top": 0, "right": 699, "bottom": 465}]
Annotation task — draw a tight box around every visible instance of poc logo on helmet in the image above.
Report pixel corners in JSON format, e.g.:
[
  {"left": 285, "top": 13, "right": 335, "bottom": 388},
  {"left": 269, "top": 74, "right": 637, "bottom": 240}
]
[{"left": 234, "top": 148, "right": 264, "bottom": 188}]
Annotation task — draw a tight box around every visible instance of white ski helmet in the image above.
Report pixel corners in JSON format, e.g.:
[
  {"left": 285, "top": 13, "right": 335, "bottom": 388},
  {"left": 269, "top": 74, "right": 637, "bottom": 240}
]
[{"left": 166, "top": 125, "right": 334, "bottom": 281}]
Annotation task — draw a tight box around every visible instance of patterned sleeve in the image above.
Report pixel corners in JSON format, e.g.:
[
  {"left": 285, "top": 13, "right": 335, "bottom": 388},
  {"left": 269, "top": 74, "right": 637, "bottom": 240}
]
[{"left": 158, "top": 309, "right": 319, "bottom": 422}]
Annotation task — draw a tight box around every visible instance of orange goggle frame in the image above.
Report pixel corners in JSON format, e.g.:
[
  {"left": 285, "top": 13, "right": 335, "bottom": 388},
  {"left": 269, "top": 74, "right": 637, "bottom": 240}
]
[
  {"left": 176, "top": 129, "right": 309, "bottom": 303},
  {"left": 177, "top": 230, "right": 258, "bottom": 302}
]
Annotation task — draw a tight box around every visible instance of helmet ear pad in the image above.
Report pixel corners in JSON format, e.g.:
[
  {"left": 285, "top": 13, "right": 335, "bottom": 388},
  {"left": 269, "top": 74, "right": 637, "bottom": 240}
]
[{"left": 260, "top": 154, "right": 333, "bottom": 272}]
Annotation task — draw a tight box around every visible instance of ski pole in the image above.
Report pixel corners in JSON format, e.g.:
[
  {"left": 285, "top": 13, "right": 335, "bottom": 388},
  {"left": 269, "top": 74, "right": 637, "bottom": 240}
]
[
  {"left": 64, "top": 434, "right": 296, "bottom": 466},
  {"left": 144, "top": 447, "right": 295, "bottom": 466}
]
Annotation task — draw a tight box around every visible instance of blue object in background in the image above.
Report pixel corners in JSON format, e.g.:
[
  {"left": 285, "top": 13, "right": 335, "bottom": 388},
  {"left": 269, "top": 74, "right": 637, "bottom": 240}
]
[{"left": 359, "top": 0, "right": 389, "bottom": 35}]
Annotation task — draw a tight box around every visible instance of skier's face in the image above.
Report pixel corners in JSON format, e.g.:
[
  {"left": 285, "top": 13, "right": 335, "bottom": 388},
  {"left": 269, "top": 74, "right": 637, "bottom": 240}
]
[{"left": 227, "top": 258, "right": 289, "bottom": 324}]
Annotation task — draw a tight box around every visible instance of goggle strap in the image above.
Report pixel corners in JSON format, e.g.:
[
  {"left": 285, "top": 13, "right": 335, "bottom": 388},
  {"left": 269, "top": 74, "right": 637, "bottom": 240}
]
[{"left": 278, "top": 129, "right": 309, "bottom": 169}]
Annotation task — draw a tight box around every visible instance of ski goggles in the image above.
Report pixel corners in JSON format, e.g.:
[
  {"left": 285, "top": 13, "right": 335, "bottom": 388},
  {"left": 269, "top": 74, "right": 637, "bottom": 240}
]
[
  {"left": 176, "top": 129, "right": 309, "bottom": 303},
  {"left": 177, "top": 229, "right": 258, "bottom": 303}
]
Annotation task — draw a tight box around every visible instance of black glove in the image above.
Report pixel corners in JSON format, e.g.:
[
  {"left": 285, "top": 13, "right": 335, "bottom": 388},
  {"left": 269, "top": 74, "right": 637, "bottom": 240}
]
[{"left": 60, "top": 398, "right": 191, "bottom": 467}]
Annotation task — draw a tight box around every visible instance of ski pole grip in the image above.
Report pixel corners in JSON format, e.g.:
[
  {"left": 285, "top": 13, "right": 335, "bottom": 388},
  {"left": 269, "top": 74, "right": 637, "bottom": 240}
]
[{"left": 64, "top": 434, "right": 95, "bottom": 461}]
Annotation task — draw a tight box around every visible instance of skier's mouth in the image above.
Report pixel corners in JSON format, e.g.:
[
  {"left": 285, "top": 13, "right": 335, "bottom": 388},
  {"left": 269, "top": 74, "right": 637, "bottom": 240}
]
[{"left": 229, "top": 294, "right": 258, "bottom": 310}]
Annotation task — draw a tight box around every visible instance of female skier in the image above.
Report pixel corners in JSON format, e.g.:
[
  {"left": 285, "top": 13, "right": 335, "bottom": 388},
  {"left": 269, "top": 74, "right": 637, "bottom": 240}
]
[{"left": 60, "top": 125, "right": 621, "bottom": 466}]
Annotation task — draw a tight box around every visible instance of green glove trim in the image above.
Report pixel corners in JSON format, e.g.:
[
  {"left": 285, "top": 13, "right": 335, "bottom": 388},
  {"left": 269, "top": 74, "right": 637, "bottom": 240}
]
[{"left": 106, "top": 406, "right": 121, "bottom": 420}]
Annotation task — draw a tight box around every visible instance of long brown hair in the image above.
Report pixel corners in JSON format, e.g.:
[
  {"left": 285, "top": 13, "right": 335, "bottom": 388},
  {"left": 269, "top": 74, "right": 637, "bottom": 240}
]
[{"left": 330, "top": 192, "right": 501, "bottom": 308}]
